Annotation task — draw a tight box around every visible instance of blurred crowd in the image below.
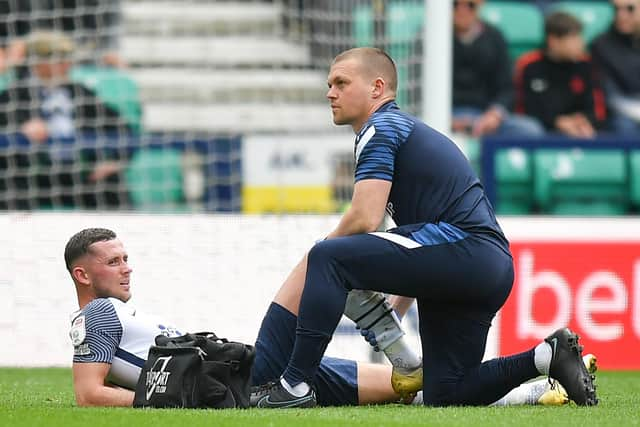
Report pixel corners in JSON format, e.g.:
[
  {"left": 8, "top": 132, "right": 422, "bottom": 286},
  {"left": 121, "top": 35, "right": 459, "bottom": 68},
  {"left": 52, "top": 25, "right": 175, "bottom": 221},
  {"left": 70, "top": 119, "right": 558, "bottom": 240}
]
[
  {"left": 0, "top": 0, "right": 639, "bottom": 211},
  {"left": 451, "top": 0, "right": 640, "bottom": 139}
]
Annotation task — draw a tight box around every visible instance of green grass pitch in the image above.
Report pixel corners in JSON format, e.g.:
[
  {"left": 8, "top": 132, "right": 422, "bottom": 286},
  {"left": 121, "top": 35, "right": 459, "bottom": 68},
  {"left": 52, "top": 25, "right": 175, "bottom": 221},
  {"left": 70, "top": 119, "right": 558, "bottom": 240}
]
[{"left": 2, "top": 368, "right": 639, "bottom": 427}]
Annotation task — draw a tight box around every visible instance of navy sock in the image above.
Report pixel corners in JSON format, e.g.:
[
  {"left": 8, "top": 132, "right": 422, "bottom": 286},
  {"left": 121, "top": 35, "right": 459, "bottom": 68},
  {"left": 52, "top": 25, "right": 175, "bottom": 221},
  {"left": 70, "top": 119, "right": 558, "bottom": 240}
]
[
  {"left": 282, "top": 328, "right": 332, "bottom": 386},
  {"left": 424, "top": 348, "right": 539, "bottom": 406},
  {"left": 282, "top": 241, "right": 349, "bottom": 386}
]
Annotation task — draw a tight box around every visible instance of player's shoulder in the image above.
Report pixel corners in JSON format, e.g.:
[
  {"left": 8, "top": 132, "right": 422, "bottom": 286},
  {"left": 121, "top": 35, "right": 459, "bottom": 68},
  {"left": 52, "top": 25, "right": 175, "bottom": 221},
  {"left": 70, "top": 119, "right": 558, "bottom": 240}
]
[
  {"left": 73, "top": 297, "right": 125, "bottom": 330},
  {"left": 69, "top": 298, "right": 123, "bottom": 348},
  {"left": 369, "top": 103, "right": 414, "bottom": 127},
  {"left": 363, "top": 103, "right": 415, "bottom": 142},
  {"left": 80, "top": 297, "right": 117, "bottom": 317}
]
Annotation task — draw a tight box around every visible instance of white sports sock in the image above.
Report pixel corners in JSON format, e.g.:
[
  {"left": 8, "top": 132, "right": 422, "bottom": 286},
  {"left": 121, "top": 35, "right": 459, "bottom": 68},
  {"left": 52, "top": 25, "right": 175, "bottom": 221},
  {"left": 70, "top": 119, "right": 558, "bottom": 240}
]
[
  {"left": 490, "top": 380, "right": 549, "bottom": 406},
  {"left": 385, "top": 338, "right": 422, "bottom": 370},
  {"left": 280, "top": 377, "right": 310, "bottom": 397},
  {"left": 411, "top": 391, "right": 423, "bottom": 405},
  {"left": 534, "top": 341, "right": 552, "bottom": 375}
]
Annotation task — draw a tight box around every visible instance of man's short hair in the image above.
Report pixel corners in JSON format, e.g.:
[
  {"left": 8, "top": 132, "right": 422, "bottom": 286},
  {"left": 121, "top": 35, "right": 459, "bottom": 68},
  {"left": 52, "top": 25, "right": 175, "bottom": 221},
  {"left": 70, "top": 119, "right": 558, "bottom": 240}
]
[
  {"left": 334, "top": 47, "right": 398, "bottom": 93},
  {"left": 64, "top": 228, "right": 116, "bottom": 272},
  {"left": 27, "top": 30, "right": 74, "bottom": 60},
  {"left": 545, "top": 11, "right": 583, "bottom": 38}
]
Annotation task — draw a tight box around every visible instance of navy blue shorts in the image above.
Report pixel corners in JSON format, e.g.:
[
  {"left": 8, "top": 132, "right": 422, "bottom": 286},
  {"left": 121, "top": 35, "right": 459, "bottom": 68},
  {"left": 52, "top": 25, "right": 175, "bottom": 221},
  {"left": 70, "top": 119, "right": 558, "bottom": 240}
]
[{"left": 251, "top": 302, "right": 359, "bottom": 406}]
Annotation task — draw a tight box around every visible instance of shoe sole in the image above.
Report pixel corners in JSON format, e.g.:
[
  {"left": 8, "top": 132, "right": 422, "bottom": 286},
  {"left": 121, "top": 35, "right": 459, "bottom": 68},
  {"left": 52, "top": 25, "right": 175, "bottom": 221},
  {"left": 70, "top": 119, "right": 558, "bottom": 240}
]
[
  {"left": 539, "top": 352, "right": 598, "bottom": 406},
  {"left": 560, "top": 331, "right": 598, "bottom": 406}
]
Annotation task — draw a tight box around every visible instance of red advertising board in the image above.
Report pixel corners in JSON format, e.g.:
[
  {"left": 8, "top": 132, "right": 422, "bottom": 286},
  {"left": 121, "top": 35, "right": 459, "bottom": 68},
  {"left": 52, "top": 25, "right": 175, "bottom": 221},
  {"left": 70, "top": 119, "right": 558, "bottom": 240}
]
[{"left": 499, "top": 242, "right": 640, "bottom": 370}]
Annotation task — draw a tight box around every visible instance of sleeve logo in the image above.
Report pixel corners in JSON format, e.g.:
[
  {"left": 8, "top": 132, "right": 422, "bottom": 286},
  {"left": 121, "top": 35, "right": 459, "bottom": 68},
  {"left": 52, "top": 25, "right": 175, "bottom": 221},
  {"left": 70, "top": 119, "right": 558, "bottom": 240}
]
[{"left": 69, "top": 315, "right": 86, "bottom": 346}]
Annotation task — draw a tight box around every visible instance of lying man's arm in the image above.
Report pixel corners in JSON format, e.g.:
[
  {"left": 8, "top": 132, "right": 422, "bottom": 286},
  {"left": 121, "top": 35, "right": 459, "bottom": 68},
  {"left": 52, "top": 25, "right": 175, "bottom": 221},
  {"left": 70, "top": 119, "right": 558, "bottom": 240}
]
[{"left": 73, "top": 362, "right": 134, "bottom": 407}]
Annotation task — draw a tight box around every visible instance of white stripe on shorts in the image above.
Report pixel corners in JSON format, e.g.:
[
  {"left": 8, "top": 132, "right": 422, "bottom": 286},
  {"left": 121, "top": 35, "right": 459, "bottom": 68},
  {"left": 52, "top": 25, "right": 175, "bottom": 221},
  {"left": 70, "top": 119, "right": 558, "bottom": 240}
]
[{"left": 368, "top": 232, "right": 421, "bottom": 249}]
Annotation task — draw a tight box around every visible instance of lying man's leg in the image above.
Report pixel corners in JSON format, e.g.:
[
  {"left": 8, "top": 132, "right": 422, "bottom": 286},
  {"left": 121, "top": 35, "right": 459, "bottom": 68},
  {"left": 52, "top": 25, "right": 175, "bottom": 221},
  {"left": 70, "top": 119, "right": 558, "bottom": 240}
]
[
  {"left": 344, "top": 290, "right": 422, "bottom": 398},
  {"left": 252, "top": 301, "right": 402, "bottom": 406}
]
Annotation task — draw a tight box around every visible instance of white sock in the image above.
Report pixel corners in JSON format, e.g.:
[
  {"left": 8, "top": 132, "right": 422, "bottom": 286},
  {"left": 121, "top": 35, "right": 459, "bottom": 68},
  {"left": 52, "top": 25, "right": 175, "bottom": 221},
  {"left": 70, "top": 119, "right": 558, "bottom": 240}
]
[
  {"left": 385, "top": 337, "right": 422, "bottom": 370},
  {"left": 491, "top": 380, "right": 549, "bottom": 406},
  {"left": 534, "top": 342, "right": 552, "bottom": 375},
  {"left": 280, "top": 377, "right": 310, "bottom": 397},
  {"left": 411, "top": 391, "right": 423, "bottom": 405}
]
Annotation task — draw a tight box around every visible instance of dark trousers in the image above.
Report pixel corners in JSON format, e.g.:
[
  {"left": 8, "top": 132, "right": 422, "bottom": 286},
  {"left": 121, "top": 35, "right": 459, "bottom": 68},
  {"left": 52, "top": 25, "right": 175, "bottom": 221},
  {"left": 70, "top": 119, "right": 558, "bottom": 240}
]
[{"left": 286, "top": 230, "right": 540, "bottom": 405}]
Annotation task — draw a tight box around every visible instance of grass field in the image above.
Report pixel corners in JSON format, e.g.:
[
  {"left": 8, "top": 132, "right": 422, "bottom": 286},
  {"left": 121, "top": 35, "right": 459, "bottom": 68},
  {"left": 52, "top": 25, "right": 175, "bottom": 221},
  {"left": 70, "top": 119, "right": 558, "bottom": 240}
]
[{"left": 2, "top": 368, "right": 639, "bottom": 427}]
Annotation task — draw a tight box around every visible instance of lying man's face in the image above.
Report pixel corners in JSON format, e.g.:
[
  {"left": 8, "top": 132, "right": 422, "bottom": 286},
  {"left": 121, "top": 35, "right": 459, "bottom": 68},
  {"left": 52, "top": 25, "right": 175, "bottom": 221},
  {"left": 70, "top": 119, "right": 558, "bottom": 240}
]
[{"left": 81, "top": 239, "right": 133, "bottom": 302}]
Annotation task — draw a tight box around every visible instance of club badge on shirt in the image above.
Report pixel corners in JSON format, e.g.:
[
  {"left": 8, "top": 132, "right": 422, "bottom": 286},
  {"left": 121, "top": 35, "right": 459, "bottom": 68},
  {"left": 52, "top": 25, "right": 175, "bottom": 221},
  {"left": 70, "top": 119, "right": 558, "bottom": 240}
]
[{"left": 69, "top": 315, "right": 87, "bottom": 347}]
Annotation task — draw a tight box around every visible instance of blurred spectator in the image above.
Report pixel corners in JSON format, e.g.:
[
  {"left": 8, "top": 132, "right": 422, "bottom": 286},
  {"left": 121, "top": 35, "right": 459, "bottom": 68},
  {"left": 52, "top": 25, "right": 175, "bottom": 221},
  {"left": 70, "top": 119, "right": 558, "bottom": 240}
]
[
  {"left": 591, "top": 0, "right": 640, "bottom": 135},
  {"left": 514, "top": 11, "right": 608, "bottom": 138},
  {"left": 0, "top": 30, "right": 131, "bottom": 210},
  {"left": 452, "top": 0, "right": 545, "bottom": 138},
  {"left": 0, "top": 0, "right": 123, "bottom": 72}
]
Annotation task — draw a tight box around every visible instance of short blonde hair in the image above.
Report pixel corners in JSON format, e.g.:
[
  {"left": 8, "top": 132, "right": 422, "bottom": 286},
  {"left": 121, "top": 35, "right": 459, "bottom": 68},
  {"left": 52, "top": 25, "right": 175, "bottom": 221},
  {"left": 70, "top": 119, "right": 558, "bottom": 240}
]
[{"left": 333, "top": 47, "right": 398, "bottom": 94}]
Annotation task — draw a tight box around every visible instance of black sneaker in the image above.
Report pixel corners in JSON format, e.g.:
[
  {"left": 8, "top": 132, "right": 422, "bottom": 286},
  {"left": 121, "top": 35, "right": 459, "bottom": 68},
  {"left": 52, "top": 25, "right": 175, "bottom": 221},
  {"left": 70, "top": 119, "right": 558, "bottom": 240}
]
[
  {"left": 250, "top": 380, "right": 317, "bottom": 409},
  {"left": 545, "top": 328, "right": 598, "bottom": 406}
]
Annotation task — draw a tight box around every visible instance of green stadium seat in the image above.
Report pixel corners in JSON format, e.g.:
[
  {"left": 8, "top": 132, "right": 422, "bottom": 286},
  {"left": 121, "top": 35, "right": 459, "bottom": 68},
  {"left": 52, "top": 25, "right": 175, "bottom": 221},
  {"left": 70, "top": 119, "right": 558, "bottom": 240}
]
[
  {"left": 353, "top": 4, "right": 375, "bottom": 47},
  {"left": 480, "top": 2, "right": 544, "bottom": 61},
  {"left": 125, "top": 148, "right": 185, "bottom": 210},
  {"left": 463, "top": 137, "right": 481, "bottom": 175},
  {"left": 495, "top": 148, "right": 534, "bottom": 214},
  {"left": 547, "top": 2, "right": 614, "bottom": 44},
  {"left": 630, "top": 151, "right": 640, "bottom": 209},
  {"left": 533, "top": 149, "right": 628, "bottom": 215},
  {"left": 70, "top": 66, "right": 143, "bottom": 134},
  {"left": 386, "top": 1, "right": 425, "bottom": 108},
  {"left": 0, "top": 69, "right": 15, "bottom": 93}
]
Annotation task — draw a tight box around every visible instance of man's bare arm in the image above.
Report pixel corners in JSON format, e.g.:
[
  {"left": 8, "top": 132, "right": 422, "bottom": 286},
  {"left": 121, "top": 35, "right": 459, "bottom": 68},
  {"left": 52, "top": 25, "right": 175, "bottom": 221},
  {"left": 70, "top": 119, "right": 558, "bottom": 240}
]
[
  {"left": 327, "top": 179, "right": 392, "bottom": 238},
  {"left": 72, "top": 362, "right": 134, "bottom": 407}
]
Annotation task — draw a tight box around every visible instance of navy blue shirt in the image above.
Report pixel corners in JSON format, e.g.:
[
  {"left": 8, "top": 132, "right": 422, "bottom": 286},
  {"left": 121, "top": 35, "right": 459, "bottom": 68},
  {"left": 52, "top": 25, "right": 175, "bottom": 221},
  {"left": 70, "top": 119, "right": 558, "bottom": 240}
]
[{"left": 354, "top": 101, "right": 509, "bottom": 252}]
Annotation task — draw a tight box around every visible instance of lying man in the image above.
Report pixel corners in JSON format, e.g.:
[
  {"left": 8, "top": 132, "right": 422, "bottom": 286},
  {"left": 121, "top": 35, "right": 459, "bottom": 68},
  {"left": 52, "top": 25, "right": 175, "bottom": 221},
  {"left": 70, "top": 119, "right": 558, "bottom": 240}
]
[{"left": 66, "top": 228, "right": 593, "bottom": 407}]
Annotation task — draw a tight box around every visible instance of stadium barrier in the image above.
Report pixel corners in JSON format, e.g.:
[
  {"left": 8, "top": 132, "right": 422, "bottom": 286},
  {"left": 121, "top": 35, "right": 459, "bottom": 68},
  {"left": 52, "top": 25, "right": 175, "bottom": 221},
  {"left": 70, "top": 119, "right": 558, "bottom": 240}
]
[{"left": 1, "top": 213, "right": 639, "bottom": 369}]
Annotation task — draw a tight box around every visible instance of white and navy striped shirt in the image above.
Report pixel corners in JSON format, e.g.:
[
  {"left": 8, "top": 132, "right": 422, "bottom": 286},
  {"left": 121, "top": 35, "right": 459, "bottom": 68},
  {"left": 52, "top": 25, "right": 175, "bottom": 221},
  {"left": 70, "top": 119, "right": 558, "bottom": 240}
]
[{"left": 70, "top": 298, "right": 183, "bottom": 389}]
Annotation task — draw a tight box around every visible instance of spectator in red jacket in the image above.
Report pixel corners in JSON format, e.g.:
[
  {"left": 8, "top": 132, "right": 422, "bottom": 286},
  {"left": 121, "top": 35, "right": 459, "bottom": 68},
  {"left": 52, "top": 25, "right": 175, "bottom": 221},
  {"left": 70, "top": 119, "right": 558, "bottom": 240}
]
[{"left": 514, "top": 12, "right": 608, "bottom": 138}]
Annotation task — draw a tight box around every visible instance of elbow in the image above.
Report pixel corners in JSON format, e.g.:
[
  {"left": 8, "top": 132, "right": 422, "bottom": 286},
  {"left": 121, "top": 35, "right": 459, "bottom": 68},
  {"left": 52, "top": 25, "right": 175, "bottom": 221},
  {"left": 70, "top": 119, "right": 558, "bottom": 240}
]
[
  {"left": 75, "top": 389, "right": 101, "bottom": 407},
  {"left": 362, "top": 216, "right": 384, "bottom": 233},
  {"left": 75, "top": 392, "right": 93, "bottom": 407},
  {"left": 349, "top": 208, "right": 385, "bottom": 233}
]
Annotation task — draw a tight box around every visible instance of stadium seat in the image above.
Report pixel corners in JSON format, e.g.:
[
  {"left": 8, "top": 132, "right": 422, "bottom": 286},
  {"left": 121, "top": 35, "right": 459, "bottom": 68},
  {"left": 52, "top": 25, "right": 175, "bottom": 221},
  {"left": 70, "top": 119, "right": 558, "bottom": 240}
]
[
  {"left": 495, "top": 148, "right": 534, "bottom": 214},
  {"left": 630, "top": 151, "right": 640, "bottom": 209},
  {"left": 70, "top": 66, "right": 143, "bottom": 134},
  {"left": 386, "top": 1, "right": 425, "bottom": 108},
  {"left": 533, "top": 149, "right": 628, "bottom": 215},
  {"left": 353, "top": 4, "right": 375, "bottom": 47},
  {"left": 125, "top": 148, "right": 185, "bottom": 210},
  {"left": 0, "top": 69, "right": 14, "bottom": 93},
  {"left": 480, "top": 2, "right": 544, "bottom": 61},
  {"left": 547, "top": 2, "right": 614, "bottom": 44}
]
